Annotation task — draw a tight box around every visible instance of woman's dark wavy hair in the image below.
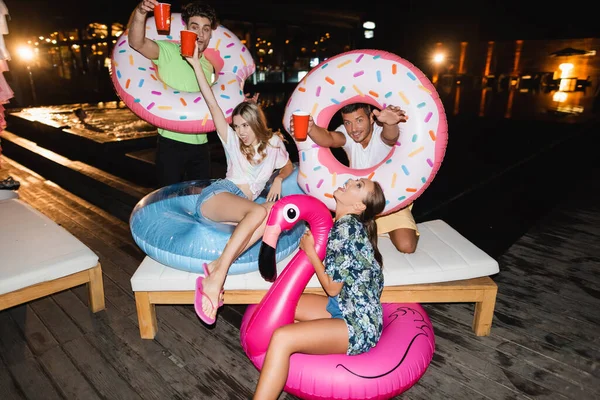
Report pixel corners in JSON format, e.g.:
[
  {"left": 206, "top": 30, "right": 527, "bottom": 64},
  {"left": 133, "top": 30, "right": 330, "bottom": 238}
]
[
  {"left": 358, "top": 181, "right": 386, "bottom": 266},
  {"left": 182, "top": 1, "right": 218, "bottom": 29}
]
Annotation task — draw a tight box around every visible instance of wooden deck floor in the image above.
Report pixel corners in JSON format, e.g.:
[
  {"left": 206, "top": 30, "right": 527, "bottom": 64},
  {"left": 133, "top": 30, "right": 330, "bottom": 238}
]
[{"left": 1, "top": 155, "right": 599, "bottom": 400}]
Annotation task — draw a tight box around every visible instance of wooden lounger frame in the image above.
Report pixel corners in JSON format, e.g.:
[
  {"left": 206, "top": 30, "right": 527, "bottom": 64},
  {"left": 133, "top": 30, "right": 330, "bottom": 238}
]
[
  {"left": 133, "top": 276, "right": 498, "bottom": 339},
  {"left": 0, "top": 263, "right": 105, "bottom": 313}
]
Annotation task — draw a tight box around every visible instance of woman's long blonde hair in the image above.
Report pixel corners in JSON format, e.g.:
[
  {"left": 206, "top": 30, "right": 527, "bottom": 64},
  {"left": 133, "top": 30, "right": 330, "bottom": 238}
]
[{"left": 232, "top": 101, "right": 285, "bottom": 164}]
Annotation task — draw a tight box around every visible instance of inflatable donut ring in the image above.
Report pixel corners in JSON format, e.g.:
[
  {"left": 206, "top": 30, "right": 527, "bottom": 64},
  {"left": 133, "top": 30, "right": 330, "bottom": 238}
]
[
  {"left": 282, "top": 49, "right": 448, "bottom": 215},
  {"left": 110, "top": 13, "right": 255, "bottom": 133},
  {"left": 129, "top": 167, "right": 306, "bottom": 274}
]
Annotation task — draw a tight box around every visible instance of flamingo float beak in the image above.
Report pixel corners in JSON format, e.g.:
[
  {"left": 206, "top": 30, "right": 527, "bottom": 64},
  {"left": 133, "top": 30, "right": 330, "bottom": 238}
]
[{"left": 258, "top": 223, "right": 281, "bottom": 282}]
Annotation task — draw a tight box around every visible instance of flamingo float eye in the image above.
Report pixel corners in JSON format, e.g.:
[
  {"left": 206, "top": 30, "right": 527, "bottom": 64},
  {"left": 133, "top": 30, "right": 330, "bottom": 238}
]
[{"left": 283, "top": 204, "right": 300, "bottom": 224}]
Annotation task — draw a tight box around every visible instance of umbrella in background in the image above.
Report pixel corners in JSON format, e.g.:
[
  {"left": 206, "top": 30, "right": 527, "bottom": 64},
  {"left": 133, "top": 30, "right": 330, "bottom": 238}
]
[{"left": 550, "top": 47, "right": 592, "bottom": 57}]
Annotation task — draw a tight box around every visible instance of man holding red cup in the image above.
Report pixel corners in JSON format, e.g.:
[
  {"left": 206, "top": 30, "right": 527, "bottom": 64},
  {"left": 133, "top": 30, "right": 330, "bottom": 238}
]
[{"left": 128, "top": 0, "right": 217, "bottom": 188}]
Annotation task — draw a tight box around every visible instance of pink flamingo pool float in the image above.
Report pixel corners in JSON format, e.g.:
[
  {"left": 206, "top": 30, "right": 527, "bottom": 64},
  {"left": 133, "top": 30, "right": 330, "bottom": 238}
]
[{"left": 240, "top": 194, "right": 436, "bottom": 399}]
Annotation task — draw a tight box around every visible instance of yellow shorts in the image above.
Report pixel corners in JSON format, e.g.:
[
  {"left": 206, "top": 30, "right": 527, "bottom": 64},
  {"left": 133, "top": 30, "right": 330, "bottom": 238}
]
[{"left": 376, "top": 204, "right": 419, "bottom": 235}]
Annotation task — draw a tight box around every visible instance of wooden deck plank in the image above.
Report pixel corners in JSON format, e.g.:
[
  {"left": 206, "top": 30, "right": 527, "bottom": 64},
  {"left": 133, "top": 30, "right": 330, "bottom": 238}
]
[
  {"left": 0, "top": 356, "right": 26, "bottom": 400},
  {"left": 0, "top": 314, "right": 63, "bottom": 400},
  {"left": 8, "top": 304, "right": 59, "bottom": 356},
  {"left": 496, "top": 251, "right": 600, "bottom": 311},
  {"left": 38, "top": 346, "right": 103, "bottom": 400},
  {"left": 414, "top": 363, "right": 496, "bottom": 400},
  {"left": 398, "top": 380, "right": 463, "bottom": 400},
  {"left": 494, "top": 282, "right": 600, "bottom": 331},
  {"left": 154, "top": 305, "right": 261, "bottom": 398},
  {"left": 82, "top": 324, "right": 185, "bottom": 400},
  {"left": 428, "top": 360, "right": 539, "bottom": 400},
  {"left": 432, "top": 301, "right": 600, "bottom": 379},
  {"left": 493, "top": 292, "right": 600, "bottom": 347},
  {"left": 61, "top": 336, "right": 143, "bottom": 400},
  {"left": 428, "top": 309, "right": 581, "bottom": 399},
  {"left": 6, "top": 359, "right": 64, "bottom": 400},
  {"left": 51, "top": 289, "right": 104, "bottom": 334},
  {"left": 27, "top": 296, "right": 85, "bottom": 344},
  {"left": 128, "top": 307, "right": 257, "bottom": 399},
  {"left": 430, "top": 321, "right": 553, "bottom": 397},
  {"left": 57, "top": 286, "right": 211, "bottom": 400},
  {"left": 93, "top": 315, "right": 209, "bottom": 400}
]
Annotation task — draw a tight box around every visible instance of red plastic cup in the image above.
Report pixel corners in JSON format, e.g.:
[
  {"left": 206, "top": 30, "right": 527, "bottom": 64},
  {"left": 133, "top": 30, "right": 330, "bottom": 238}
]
[
  {"left": 180, "top": 30, "right": 198, "bottom": 57},
  {"left": 154, "top": 3, "right": 171, "bottom": 32},
  {"left": 292, "top": 111, "right": 310, "bottom": 141}
]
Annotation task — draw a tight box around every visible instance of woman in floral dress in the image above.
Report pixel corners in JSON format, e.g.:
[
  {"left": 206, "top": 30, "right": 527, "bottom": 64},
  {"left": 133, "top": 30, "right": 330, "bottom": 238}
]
[{"left": 254, "top": 178, "right": 386, "bottom": 400}]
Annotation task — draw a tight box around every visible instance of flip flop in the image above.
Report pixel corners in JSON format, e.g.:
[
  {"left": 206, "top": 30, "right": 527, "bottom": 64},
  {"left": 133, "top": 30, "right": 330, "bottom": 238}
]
[
  {"left": 0, "top": 176, "right": 20, "bottom": 190},
  {"left": 194, "top": 276, "right": 217, "bottom": 325},
  {"left": 202, "top": 263, "right": 224, "bottom": 307}
]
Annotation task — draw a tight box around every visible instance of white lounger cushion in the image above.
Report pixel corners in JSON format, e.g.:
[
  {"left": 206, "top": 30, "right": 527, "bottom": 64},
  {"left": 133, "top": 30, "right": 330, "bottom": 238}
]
[
  {"left": 131, "top": 219, "right": 499, "bottom": 292},
  {"left": 0, "top": 199, "right": 99, "bottom": 295},
  {"left": 0, "top": 190, "right": 19, "bottom": 202}
]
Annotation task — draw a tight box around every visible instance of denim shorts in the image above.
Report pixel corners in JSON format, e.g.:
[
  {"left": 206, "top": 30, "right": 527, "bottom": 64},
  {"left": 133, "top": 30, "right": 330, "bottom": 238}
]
[
  {"left": 326, "top": 296, "right": 344, "bottom": 320},
  {"left": 195, "top": 179, "right": 247, "bottom": 225}
]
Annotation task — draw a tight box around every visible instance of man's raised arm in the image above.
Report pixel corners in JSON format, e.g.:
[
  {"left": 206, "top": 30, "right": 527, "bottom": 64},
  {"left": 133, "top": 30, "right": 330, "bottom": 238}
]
[
  {"left": 373, "top": 105, "right": 407, "bottom": 146},
  {"left": 290, "top": 115, "right": 346, "bottom": 148},
  {"left": 128, "top": 0, "right": 160, "bottom": 60}
]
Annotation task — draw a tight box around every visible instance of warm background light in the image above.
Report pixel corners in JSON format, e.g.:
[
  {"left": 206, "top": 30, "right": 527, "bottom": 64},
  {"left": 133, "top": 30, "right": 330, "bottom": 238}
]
[
  {"left": 558, "top": 63, "right": 574, "bottom": 77},
  {"left": 552, "top": 91, "right": 568, "bottom": 102},
  {"left": 432, "top": 53, "right": 445, "bottom": 64},
  {"left": 17, "top": 45, "right": 35, "bottom": 62}
]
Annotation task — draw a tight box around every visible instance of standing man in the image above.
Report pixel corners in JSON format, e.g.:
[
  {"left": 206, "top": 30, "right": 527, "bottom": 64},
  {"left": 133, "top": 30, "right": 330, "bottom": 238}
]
[
  {"left": 128, "top": 0, "right": 217, "bottom": 187},
  {"left": 292, "top": 103, "right": 419, "bottom": 253}
]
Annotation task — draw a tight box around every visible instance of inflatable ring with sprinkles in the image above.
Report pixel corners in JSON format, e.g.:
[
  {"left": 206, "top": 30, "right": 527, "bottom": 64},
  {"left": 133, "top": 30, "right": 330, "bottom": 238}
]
[
  {"left": 282, "top": 49, "right": 448, "bottom": 215},
  {"left": 110, "top": 13, "right": 255, "bottom": 133}
]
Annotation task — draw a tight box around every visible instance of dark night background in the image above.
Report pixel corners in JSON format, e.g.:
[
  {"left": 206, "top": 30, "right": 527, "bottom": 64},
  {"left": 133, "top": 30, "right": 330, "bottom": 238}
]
[{"left": 7, "top": 0, "right": 600, "bottom": 43}]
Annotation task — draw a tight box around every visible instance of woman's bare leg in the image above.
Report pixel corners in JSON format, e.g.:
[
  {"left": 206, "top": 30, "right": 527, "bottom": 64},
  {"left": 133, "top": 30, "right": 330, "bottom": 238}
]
[
  {"left": 295, "top": 294, "right": 330, "bottom": 321},
  {"left": 253, "top": 319, "right": 348, "bottom": 400},
  {"left": 388, "top": 227, "right": 418, "bottom": 254},
  {"left": 199, "top": 193, "right": 268, "bottom": 319},
  {"left": 241, "top": 202, "right": 274, "bottom": 252}
]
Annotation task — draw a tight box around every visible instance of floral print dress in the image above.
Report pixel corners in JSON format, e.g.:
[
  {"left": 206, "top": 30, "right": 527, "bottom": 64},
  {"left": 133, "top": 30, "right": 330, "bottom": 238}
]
[{"left": 324, "top": 214, "right": 384, "bottom": 355}]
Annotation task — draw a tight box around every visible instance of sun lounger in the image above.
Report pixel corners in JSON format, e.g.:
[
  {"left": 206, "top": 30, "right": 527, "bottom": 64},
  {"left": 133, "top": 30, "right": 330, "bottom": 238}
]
[
  {"left": 131, "top": 219, "right": 499, "bottom": 339},
  {"left": 0, "top": 196, "right": 105, "bottom": 313}
]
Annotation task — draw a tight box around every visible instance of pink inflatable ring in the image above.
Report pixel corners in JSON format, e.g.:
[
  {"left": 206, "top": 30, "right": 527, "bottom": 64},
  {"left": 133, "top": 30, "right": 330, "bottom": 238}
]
[
  {"left": 240, "top": 194, "right": 435, "bottom": 399},
  {"left": 244, "top": 303, "right": 435, "bottom": 399},
  {"left": 282, "top": 49, "right": 448, "bottom": 215},
  {"left": 110, "top": 13, "right": 255, "bottom": 133}
]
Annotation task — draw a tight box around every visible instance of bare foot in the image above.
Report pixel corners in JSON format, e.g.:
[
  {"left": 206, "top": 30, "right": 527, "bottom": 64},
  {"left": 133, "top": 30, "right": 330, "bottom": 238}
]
[{"left": 201, "top": 263, "right": 224, "bottom": 319}]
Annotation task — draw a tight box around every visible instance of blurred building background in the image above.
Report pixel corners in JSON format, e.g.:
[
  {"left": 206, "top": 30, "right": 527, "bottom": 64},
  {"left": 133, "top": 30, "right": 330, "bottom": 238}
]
[{"left": 3, "top": 0, "right": 599, "bottom": 114}]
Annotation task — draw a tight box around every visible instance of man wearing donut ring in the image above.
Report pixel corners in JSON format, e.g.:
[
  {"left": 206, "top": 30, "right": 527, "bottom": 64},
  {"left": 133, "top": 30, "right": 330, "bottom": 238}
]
[
  {"left": 293, "top": 103, "right": 419, "bottom": 253},
  {"left": 128, "top": 0, "right": 217, "bottom": 187}
]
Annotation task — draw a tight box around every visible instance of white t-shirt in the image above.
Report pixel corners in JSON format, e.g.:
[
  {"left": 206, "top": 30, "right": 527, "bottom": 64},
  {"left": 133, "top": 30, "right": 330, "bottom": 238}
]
[
  {"left": 337, "top": 123, "right": 393, "bottom": 169},
  {"left": 221, "top": 126, "right": 290, "bottom": 200}
]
